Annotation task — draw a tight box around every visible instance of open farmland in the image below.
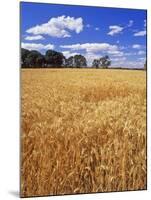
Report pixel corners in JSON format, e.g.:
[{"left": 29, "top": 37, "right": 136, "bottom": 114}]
[{"left": 21, "top": 68, "right": 146, "bottom": 197}]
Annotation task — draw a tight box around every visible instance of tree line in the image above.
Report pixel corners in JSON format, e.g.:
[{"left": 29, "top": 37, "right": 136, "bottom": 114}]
[{"left": 21, "top": 48, "right": 111, "bottom": 68}]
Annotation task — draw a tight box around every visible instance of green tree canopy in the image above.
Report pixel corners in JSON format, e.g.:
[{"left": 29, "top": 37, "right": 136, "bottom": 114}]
[
  {"left": 92, "top": 55, "right": 111, "bottom": 69},
  {"left": 45, "top": 50, "right": 65, "bottom": 67},
  {"left": 73, "top": 55, "right": 87, "bottom": 68},
  {"left": 24, "top": 50, "right": 42, "bottom": 68},
  {"left": 21, "top": 48, "right": 30, "bottom": 67}
]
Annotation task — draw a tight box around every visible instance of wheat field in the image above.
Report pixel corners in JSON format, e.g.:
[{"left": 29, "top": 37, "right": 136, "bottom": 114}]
[{"left": 21, "top": 68, "right": 147, "bottom": 197}]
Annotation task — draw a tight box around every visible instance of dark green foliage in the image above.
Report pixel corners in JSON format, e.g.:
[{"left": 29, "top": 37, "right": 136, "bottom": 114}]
[
  {"left": 45, "top": 50, "right": 65, "bottom": 67},
  {"left": 21, "top": 48, "right": 30, "bottom": 67},
  {"left": 21, "top": 48, "right": 112, "bottom": 69},
  {"left": 92, "top": 59, "right": 100, "bottom": 68},
  {"left": 64, "top": 56, "right": 74, "bottom": 68},
  {"left": 36, "top": 54, "right": 46, "bottom": 67},
  {"left": 100, "top": 55, "right": 111, "bottom": 68},
  {"left": 74, "top": 55, "right": 87, "bottom": 68},
  {"left": 92, "top": 56, "right": 111, "bottom": 69},
  {"left": 65, "top": 55, "right": 87, "bottom": 68},
  {"left": 24, "top": 50, "right": 42, "bottom": 68}
]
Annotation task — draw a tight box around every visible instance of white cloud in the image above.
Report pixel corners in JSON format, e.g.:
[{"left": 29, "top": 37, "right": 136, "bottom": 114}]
[
  {"left": 111, "top": 57, "right": 126, "bottom": 62},
  {"left": 61, "top": 42, "right": 125, "bottom": 66},
  {"left": 133, "top": 19, "right": 146, "bottom": 37},
  {"left": 60, "top": 43, "right": 145, "bottom": 68},
  {"left": 60, "top": 42, "right": 144, "bottom": 68},
  {"left": 124, "top": 52, "right": 137, "bottom": 56},
  {"left": 60, "top": 43, "right": 118, "bottom": 53},
  {"left": 108, "top": 51, "right": 124, "bottom": 57},
  {"left": 21, "top": 42, "right": 54, "bottom": 51},
  {"left": 84, "top": 52, "right": 102, "bottom": 66},
  {"left": 138, "top": 57, "right": 145, "bottom": 61},
  {"left": 112, "top": 60, "right": 144, "bottom": 69},
  {"left": 138, "top": 50, "right": 145, "bottom": 55},
  {"left": 26, "top": 15, "right": 83, "bottom": 38},
  {"left": 85, "top": 51, "right": 125, "bottom": 66},
  {"left": 144, "top": 20, "right": 146, "bottom": 27},
  {"left": 134, "top": 30, "right": 146, "bottom": 36},
  {"left": 107, "top": 20, "right": 133, "bottom": 37},
  {"left": 25, "top": 35, "right": 44, "bottom": 41},
  {"left": 95, "top": 27, "right": 100, "bottom": 31},
  {"left": 119, "top": 46, "right": 127, "bottom": 50},
  {"left": 126, "top": 61, "right": 145, "bottom": 68},
  {"left": 124, "top": 52, "right": 133, "bottom": 56},
  {"left": 62, "top": 51, "right": 78, "bottom": 58},
  {"left": 132, "top": 44, "right": 141, "bottom": 49},
  {"left": 86, "top": 24, "right": 91, "bottom": 28},
  {"left": 127, "top": 20, "right": 134, "bottom": 27},
  {"left": 107, "top": 25, "right": 124, "bottom": 36}
]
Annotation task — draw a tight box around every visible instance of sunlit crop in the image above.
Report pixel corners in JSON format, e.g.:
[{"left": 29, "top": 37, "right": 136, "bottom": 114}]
[{"left": 21, "top": 68, "right": 146, "bottom": 197}]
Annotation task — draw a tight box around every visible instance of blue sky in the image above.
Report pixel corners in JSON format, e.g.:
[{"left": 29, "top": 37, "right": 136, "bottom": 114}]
[{"left": 21, "top": 2, "right": 147, "bottom": 68}]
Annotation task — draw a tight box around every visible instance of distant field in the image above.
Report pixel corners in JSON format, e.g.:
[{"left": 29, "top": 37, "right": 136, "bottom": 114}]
[{"left": 21, "top": 68, "right": 147, "bottom": 197}]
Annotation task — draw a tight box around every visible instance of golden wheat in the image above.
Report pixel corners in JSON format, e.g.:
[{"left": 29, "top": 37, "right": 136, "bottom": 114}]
[{"left": 21, "top": 68, "right": 146, "bottom": 197}]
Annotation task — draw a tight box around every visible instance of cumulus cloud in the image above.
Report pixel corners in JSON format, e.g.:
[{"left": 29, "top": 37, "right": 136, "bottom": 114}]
[
  {"left": 60, "top": 42, "right": 144, "bottom": 68},
  {"left": 60, "top": 43, "right": 118, "bottom": 53},
  {"left": 138, "top": 57, "right": 145, "bottom": 61},
  {"left": 132, "top": 44, "right": 141, "bottom": 49},
  {"left": 107, "top": 25, "right": 124, "bottom": 36},
  {"left": 85, "top": 52, "right": 125, "bottom": 66},
  {"left": 107, "top": 20, "right": 133, "bottom": 36},
  {"left": 138, "top": 50, "right": 145, "bottom": 55},
  {"left": 124, "top": 52, "right": 133, "bottom": 56},
  {"left": 21, "top": 42, "right": 54, "bottom": 51},
  {"left": 112, "top": 60, "right": 144, "bottom": 69},
  {"left": 86, "top": 24, "right": 91, "bottom": 28},
  {"left": 144, "top": 20, "right": 146, "bottom": 27},
  {"left": 26, "top": 15, "right": 83, "bottom": 38},
  {"left": 61, "top": 42, "right": 125, "bottom": 66},
  {"left": 127, "top": 20, "right": 134, "bottom": 27},
  {"left": 134, "top": 30, "right": 146, "bottom": 36},
  {"left": 84, "top": 52, "right": 102, "bottom": 66},
  {"left": 95, "top": 27, "right": 100, "bottom": 31},
  {"left": 134, "top": 20, "right": 146, "bottom": 36},
  {"left": 62, "top": 51, "right": 78, "bottom": 58},
  {"left": 25, "top": 35, "right": 44, "bottom": 41},
  {"left": 126, "top": 61, "right": 145, "bottom": 68},
  {"left": 108, "top": 51, "right": 124, "bottom": 57},
  {"left": 111, "top": 57, "right": 126, "bottom": 62},
  {"left": 60, "top": 42, "right": 145, "bottom": 68}
]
